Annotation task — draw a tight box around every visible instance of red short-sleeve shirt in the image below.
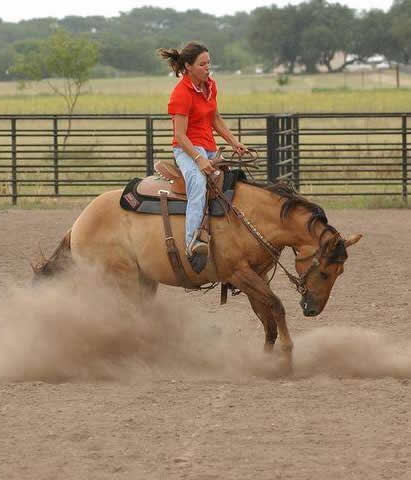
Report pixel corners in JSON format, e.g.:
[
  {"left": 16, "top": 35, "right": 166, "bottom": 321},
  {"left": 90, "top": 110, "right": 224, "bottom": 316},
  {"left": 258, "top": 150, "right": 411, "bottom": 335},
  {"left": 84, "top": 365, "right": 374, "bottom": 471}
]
[{"left": 168, "top": 74, "right": 217, "bottom": 151}]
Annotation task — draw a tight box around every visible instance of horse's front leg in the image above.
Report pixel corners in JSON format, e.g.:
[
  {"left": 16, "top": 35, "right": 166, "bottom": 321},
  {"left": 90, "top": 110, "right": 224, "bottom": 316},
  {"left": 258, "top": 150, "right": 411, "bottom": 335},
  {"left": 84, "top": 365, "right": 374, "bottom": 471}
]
[{"left": 229, "top": 268, "right": 293, "bottom": 365}]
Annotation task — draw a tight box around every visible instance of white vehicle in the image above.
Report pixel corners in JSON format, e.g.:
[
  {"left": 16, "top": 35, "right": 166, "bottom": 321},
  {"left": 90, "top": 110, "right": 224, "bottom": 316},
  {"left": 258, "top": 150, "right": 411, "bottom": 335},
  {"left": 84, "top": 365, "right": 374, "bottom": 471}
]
[
  {"left": 345, "top": 61, "right": 373, "bottom": 72},
  {"left": 376, "top": 61, "right": 390, "bottom": 70},
  {"left": 367, "top": 54, "right": 385, "bottom": 64}
]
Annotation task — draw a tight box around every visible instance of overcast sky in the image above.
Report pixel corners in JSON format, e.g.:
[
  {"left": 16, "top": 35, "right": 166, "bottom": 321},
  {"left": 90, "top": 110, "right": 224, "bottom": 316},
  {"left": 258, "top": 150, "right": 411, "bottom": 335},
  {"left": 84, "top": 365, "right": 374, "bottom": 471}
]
[{"left": 1, "top": 0, "right": 394, "bottom": 23}]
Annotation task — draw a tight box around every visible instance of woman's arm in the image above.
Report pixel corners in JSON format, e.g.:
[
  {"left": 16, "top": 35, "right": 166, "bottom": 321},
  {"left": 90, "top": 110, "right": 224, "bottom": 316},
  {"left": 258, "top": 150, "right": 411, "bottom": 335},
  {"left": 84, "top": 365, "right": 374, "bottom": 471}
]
[
  {"left": 213, "top": 110, "right": 248, "bottom": 154},
  {"left": 174, "top": 114, "right": 215, "bottom": 174}
]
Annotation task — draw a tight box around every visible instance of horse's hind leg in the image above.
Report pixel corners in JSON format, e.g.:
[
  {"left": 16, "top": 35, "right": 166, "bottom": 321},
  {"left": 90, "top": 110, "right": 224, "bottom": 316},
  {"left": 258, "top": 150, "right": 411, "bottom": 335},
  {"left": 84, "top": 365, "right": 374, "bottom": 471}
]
[
  {"left": 105, "top": 261, "right": 158, "bottom": 307},
  {"left": 138, "top": 270, "right": 158, "bottom": 305}
]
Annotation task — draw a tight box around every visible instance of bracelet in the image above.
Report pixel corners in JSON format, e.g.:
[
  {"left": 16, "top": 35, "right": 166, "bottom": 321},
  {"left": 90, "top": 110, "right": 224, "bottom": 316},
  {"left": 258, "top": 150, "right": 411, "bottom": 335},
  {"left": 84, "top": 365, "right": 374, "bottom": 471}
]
[{"left": 193, "top": 153, "right": 201, "bottom": 161}]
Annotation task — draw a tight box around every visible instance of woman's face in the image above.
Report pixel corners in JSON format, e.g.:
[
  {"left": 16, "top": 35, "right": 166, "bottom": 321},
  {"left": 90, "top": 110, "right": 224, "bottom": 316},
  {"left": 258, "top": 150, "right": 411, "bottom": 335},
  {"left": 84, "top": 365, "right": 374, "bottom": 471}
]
[{"left": 185, "top": 51, "right": 210, "bottom": 84}]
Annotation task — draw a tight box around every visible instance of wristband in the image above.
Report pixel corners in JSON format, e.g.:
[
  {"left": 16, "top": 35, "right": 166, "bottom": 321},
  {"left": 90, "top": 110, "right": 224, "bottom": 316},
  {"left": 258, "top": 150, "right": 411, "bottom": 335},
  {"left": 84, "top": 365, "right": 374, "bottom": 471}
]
[{"left": 193, "top": 153, "right": 201, "bottom": 161}]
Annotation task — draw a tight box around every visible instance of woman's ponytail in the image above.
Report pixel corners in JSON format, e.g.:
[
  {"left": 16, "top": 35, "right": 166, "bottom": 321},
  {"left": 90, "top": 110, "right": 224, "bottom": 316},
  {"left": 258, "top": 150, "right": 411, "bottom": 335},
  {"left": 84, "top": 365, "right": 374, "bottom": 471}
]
[
  {"left": 157, "top": 48, "right": 184, "bottom": 77},
  {"left": 158, "top": 42, "right": 209, "bottom": 78}
]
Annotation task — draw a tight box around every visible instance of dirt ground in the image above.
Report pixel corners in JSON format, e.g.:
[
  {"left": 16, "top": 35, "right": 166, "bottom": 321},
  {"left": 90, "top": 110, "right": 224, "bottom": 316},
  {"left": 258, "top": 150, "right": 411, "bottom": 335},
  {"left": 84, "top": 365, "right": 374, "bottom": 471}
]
[{"left": 1, "top": 206, "right": 411, "bottom": 480}]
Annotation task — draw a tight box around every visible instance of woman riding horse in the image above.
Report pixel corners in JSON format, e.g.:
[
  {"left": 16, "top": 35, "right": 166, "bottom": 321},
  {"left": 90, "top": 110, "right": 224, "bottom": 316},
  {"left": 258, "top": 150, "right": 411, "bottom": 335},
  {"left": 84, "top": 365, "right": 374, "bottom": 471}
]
[{"left": 158, "top": 41, "right": 248, "bottom": 263}]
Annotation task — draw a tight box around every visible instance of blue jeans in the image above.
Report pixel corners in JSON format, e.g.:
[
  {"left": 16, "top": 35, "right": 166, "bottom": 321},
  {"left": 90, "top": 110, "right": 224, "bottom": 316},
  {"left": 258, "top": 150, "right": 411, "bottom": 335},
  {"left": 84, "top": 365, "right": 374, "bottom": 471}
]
[{"left": 173, "top": 146, "right": 217, "bottom": 247}]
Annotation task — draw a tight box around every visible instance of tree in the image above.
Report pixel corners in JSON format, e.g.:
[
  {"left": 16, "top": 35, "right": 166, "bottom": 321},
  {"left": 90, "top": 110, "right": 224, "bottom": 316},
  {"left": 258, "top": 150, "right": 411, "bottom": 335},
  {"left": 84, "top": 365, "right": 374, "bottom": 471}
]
[
  {"left": 354, "top": 9, "right": 395, "bottom": 62},
  {"left": 12, "top": 30, "right": 98, "bottom": 146},
  {"left": 249, "top": 6, "right": 300, "bottom": 72},
  {"left": 389, "top": 0, "right": 411, "bottom": 63},
  {"left": 249, "top": 1, "right": 357, "bottom": 74},
  {"left": 222, "top": 41, "right": 254, "bottom": 71},
  {"left": 99, "top": 34, "right": 161, "bottom": 73},
  {"left": 297, "top": 0, "right": 356, "bottom": 73},
  {"left": 0, "top": 46, "right": 17, "bottom": 80}
]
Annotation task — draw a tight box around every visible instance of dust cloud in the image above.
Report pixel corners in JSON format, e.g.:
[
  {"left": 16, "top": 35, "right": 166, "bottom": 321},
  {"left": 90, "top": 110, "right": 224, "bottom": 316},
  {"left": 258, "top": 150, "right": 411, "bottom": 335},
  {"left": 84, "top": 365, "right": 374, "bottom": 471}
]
[{"left": 0, "top": 268, "right": 410, "bottom": 382}]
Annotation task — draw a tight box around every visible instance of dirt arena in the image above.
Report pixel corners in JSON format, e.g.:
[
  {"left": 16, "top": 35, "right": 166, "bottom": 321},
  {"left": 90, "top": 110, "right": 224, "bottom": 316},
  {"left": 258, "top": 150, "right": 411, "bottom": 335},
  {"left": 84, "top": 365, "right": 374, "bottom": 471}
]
[{"left": 1, "top": 206, "right": 411, "bottom": 479}]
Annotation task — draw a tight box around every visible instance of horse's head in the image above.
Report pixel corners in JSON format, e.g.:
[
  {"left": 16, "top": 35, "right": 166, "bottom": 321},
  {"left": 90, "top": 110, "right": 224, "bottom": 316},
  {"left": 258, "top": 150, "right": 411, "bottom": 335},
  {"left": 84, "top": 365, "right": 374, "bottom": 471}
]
[{"left": 294, "top": 233, "right": 362, "bottom": 316}]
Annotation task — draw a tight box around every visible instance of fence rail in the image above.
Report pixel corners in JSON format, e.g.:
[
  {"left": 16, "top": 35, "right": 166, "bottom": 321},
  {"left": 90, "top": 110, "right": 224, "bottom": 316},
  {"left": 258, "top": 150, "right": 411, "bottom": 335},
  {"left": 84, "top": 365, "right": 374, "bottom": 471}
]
[
  {"left": 272, "top": 113, "right": 410, "bottom": 201},
  {"left": 0, "top": 113, "right": 409, "bottom": 204}
]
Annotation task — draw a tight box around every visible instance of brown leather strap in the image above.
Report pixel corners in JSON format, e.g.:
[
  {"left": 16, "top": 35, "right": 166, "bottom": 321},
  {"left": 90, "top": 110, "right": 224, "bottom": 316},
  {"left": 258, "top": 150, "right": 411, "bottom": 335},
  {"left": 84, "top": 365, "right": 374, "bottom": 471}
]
[{"left": 160, "top": 191, "right": 194, "bottom": 289}]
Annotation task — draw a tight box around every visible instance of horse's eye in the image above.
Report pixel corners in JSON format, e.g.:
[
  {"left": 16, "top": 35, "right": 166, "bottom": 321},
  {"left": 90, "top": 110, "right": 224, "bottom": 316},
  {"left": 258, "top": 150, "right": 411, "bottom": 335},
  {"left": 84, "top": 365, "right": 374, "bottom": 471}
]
[{"left": 320, "top": 271, "right": 329, "bottom": 280}]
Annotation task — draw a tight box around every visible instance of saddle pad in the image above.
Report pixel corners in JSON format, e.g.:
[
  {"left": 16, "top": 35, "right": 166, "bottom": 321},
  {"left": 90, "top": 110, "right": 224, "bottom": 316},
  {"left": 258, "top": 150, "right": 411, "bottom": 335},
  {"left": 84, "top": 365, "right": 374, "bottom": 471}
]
[{"left": 120, "top": 169, "right": 247, "bottom": 217}]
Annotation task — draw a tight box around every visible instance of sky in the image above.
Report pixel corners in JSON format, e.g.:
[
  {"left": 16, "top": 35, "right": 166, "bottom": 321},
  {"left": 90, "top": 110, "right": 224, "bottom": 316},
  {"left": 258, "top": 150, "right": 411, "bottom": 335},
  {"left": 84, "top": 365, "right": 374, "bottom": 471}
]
[{"left": 1, "top": 0, "right": 395, "bottom": 23}]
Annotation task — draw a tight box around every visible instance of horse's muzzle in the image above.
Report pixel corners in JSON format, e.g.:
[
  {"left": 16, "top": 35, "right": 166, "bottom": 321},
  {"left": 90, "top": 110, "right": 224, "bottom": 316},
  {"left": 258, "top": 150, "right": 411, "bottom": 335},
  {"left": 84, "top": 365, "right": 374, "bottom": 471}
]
[{"left": 300, "top": 294, "right": 320, "bottom": 317}]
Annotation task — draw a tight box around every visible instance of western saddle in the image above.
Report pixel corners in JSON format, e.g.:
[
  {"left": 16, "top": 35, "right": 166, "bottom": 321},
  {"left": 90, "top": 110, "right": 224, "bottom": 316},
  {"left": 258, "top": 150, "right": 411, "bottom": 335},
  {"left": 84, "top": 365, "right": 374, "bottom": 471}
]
[{"left": 137, "top": 149, "right": 226, "bottom": 201}]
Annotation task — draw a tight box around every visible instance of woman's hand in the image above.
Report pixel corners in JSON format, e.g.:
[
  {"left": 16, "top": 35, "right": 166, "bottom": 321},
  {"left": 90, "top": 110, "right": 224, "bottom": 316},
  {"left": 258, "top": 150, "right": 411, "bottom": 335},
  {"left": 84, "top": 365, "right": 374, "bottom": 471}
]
[
  {"left": 196, "top": 156, "right": 216, "bottom": 175},
  {"left": 231, "top": 140, "right": 249, "bottom": 155}
]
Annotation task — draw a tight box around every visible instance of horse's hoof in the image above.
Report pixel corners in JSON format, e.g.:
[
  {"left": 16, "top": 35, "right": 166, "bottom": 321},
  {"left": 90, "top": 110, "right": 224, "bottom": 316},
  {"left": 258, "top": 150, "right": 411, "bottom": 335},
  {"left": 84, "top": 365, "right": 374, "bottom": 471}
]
[
  {"left": 264, "top": 343, "right": 274, "bottom": 354},
  {"left": 281, "top": 343, "right": 294, "bottom": 354}
]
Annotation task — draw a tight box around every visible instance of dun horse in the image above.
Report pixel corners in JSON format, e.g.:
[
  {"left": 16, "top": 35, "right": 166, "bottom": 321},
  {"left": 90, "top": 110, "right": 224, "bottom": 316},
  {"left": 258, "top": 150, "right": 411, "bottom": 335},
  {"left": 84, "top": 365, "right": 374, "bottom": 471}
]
[{"left": 34, "top": 177, "right": 361, "bottom": 363}]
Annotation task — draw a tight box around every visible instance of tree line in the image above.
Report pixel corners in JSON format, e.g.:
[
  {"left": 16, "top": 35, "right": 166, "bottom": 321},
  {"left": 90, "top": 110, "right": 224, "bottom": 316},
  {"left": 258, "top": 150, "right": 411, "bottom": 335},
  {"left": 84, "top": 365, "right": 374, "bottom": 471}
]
[{"left": 1, "top": 0, "right": 411, "bottom": 80}]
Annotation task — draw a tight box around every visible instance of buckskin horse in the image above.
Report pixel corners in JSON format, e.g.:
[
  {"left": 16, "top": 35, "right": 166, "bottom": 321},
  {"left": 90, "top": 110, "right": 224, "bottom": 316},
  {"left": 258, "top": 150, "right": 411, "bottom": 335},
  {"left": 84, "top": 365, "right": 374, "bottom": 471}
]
[{"left": 33, "top": 163, "right": 361, "bottom": 366}]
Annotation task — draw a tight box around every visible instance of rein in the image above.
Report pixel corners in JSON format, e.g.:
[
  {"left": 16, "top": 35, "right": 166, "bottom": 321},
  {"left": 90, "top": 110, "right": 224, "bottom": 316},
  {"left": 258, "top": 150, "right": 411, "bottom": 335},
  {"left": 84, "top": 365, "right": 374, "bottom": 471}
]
[
  {"left": 206, "top": 160, "right": 316, "bottom": 295},
  {"left": 230, "top": 205, "right": 310, "bottom": 295},
  {"left": 212, "top": 148, "right": 260, "bottom": 182}
]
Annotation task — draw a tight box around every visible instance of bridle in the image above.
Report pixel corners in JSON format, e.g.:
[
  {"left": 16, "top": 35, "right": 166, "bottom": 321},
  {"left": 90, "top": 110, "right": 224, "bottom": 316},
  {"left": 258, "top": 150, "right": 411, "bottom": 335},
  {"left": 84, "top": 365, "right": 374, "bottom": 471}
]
[
  {"left": 233, "top": 208, "right": 342, "bottom": 296},
  {"left": 207, "top": 161, "right": 343, "bottom": 296}
]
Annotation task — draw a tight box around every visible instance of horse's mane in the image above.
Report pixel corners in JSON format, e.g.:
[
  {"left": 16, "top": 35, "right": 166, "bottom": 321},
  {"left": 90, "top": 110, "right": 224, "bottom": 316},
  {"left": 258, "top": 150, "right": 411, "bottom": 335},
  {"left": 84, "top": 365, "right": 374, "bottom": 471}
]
[
  {"left": 241, "top": 179, "right": 347, "bottom": 264},
  {"left": 242, "top": 179, "right": 329, "bottom": 233}
]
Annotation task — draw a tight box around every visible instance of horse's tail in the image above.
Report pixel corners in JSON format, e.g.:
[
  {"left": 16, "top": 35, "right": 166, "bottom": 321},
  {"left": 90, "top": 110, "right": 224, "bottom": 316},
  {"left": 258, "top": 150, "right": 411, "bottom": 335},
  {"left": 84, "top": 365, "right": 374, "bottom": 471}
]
[{"left": 32, "top": 229, "right": 73, "bottom": 280}]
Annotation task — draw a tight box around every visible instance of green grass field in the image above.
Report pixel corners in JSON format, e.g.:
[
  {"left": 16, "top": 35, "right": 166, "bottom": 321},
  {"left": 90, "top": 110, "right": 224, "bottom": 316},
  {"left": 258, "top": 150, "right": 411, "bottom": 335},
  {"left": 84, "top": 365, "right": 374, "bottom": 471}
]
[{"left": 1, "top": 70, "right": 411, "bottom": 114}]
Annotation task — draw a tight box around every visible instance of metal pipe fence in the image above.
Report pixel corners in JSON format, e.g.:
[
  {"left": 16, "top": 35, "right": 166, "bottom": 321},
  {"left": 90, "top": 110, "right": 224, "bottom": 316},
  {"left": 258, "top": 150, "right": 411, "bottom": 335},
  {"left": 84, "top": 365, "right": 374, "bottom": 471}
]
[
  {"left": 273, "top": 113, "right": 410, "bottom": 201},
  {"left": 0, "top": 113, "right": 409, "bottom": 204}
]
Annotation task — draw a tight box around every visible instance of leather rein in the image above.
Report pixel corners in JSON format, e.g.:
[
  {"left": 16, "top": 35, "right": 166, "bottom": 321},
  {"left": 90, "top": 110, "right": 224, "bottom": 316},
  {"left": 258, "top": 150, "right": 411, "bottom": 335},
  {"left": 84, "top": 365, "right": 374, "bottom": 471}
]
[{"left": 208, "top": 150, "right": 328, "bottom": 296}]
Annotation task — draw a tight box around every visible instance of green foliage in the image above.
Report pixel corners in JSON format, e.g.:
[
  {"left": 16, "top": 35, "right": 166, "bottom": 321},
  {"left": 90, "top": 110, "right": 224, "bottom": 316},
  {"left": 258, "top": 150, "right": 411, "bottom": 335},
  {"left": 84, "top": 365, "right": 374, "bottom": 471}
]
[
  {"left": 11, "top": 30, "right": 98, "bottom": 110},
  {"left": 0, "top": 45, "right": 17, "bottom": 80},
  {"left": 249, "top": 0, "right": 356, "bottom": 74},
  {"left": 389, "top": 0, "right": 411, "bottom": 63},
  {"left": 10, "top": 30, "right": 99, "bottom": 149},
  {"left": 1, "top": 2, "right": 411, "bottom": 78},
  {"left": 355, "top": 10, "right": 396, "bottom": 60},
  {"left": 99, "top": 33, "right": 161, "bottom": 73},
  {"left": 222, "top": 42, "right": 254, "bottom": 71},
  {"left": 277, "top": 73, "right": 290, "bottom": 86}
]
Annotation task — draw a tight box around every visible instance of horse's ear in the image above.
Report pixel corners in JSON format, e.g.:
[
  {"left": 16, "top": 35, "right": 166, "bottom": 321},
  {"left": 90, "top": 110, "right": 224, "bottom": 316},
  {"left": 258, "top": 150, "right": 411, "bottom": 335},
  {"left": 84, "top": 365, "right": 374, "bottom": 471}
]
[
  {"left": 323, "top": 234, "right": 340, "bottom": 255},
  {"left": 344, "top": 234, "right": 362, "bottom": 248}
]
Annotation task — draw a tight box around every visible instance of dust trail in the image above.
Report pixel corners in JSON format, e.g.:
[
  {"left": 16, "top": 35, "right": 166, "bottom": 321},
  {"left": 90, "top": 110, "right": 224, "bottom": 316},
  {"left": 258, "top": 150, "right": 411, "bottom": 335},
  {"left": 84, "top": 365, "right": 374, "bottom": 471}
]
[
  {"left": 0, "top": 268, "right": 410, "bottom": 381},
  {"left": 291, "top": 326, "right": 411, "bottom": 379},
  {"left": 0, "top": 267, "right": 233, "bottom": 382}
]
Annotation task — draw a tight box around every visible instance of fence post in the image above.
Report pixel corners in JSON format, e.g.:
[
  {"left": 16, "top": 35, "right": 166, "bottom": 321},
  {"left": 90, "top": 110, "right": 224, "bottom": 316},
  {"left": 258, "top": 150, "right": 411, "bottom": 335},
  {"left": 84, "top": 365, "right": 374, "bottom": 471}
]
[
  {"left": 146, "top": 116, "right": 154, "bottom": 176},
  {"left": 286, "top": 116, "right": 293, "bottom": 179},
  {"left": 293, "top": 115, "right": 300, "bottom": 190},
  {"left": 266, "top": 115, "right": 279, "bottom": 182},
  {"left": 279, "top": 116, "right": 284, "bottom": 178},
  {"left": 53, "top": 116, "right": 59, "bottom": 195},
  {"left": 402, "top": 115, "right": 408, "bottom": 203},
  {"left": 11, "top": 118, "right": 17, "bottom": 206}
]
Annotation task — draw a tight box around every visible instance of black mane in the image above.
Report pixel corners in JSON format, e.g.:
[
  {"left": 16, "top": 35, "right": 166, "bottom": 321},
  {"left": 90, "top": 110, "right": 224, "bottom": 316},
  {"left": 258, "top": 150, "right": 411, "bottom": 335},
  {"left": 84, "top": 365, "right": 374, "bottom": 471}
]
[
  {"left": 244, "top": 179, "right": 329, "bottom": 233},
  {"left": 241, "top": 179, "right": 348, "bottom": 264},
  {"left": 239, "top": 178, "right": 348, "bottom": 265}
]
